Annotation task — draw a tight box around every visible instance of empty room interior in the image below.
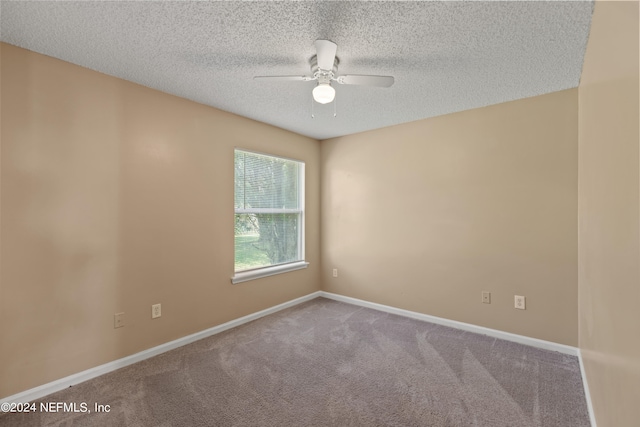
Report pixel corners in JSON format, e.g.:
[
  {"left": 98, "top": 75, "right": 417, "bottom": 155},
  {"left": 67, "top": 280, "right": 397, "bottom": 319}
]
[{"left": 1, "top": 1, "right": 638, "bottom": 426}]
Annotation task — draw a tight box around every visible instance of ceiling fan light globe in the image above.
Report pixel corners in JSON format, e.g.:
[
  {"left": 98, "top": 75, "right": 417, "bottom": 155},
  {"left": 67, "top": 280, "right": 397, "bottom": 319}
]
[{"left": 312, "top": 83, "right": 335, "bottom": 104}]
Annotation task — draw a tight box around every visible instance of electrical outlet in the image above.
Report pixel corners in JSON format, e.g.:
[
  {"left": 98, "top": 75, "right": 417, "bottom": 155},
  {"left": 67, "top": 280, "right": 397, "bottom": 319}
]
[
  {"left": 332, "top": 268, "right": 338, "bottom": 278},
  {"left": 152, "top": 303, "right": 161, "bottom": 319},
  {"left": 482, "top": 291, "right": 491, "bottom": 304},
  {"left": 114, "top": 312, "right": 125, "bottom": 328},
  {"left": 514, "top": 295, "right": 526, "bottom": 310}
]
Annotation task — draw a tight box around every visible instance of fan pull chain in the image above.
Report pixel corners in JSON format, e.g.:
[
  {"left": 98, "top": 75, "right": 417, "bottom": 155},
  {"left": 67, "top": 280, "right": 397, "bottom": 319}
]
[{"left": 310, "top": 95, "right": 338, "bottom": 118}]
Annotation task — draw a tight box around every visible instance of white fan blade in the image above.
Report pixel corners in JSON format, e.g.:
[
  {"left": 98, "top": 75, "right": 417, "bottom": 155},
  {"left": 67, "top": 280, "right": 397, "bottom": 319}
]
[
  {"left": 253, "top": 75, "right": 313, "bottom": 82},
  {"left": 315, "top": 40, "right": 337, "bottom": 70},
  {"left": 337, "top": 75, "right": 394, "bottom": 87}
]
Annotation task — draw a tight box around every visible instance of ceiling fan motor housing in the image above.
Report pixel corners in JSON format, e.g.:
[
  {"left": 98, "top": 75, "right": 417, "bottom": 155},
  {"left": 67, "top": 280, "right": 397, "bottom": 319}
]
[{"left": 310, "top": 55, "right": 339, "bottom": 83}]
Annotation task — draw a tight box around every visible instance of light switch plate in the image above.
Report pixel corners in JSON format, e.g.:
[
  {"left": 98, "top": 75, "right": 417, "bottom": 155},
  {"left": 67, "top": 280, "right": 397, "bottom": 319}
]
[
  {"left": 482, "top": 291, "right": 491, "bottom": 304},
  {"left": 114, "top": 312, "right": 125, "bottom": 328}
]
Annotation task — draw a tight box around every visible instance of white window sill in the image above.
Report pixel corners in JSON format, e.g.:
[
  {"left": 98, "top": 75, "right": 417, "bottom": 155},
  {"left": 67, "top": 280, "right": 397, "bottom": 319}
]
[{"left": 231, "top": 261, "right": 309, "bottom": 284}]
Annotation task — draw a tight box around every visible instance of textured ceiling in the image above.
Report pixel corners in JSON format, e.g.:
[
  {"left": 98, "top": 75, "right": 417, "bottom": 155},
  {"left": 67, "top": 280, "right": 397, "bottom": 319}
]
[{"left": 1, "top": 1, "right": 594, "bottom": 140}]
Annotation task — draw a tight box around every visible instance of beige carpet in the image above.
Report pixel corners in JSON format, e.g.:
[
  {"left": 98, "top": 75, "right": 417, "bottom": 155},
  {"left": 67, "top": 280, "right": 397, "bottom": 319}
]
[{"left": 0, "top": 297, "right": 590, "bottom": 426}]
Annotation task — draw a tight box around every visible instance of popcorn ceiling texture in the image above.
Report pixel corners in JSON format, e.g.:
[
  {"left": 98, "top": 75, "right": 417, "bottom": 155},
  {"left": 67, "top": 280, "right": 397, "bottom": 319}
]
[{"left": 0, "top": 1, "right": 594, "bottom": 140}]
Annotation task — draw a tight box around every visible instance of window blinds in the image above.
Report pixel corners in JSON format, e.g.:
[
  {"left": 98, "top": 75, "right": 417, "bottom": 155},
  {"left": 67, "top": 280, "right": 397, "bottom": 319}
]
[
  {"left": 234, "top": 150, "right": 304, "bottom": 272},
  {"left": 234, "top": 150, "right": 300, "bottom": 211}
]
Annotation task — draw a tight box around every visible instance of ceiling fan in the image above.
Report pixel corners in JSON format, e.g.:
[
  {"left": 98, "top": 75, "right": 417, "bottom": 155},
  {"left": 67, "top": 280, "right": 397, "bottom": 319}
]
[{"left": 254, "top": 40, "right": 394, "bottom": 104}]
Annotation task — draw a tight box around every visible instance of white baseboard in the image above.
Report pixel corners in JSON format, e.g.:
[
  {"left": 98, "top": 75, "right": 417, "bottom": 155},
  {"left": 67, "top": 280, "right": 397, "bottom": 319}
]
[
  {"left": 323, "top": 291, "right": 595, "bottom": 425},
  {"left": 1, "top": 291, "right": 322, "bottom": 405},
  {"left": 578, "top": 349, "right": 598, "bottom": 427},
  {"left": 3, "top": 289, "right": 589, "bottom": 410},
  {"left": 318, "top": 291, "right": 579, "bottom": 356}
]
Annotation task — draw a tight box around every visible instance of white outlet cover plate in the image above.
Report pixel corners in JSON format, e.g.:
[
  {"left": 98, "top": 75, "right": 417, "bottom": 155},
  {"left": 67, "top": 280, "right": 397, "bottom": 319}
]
[{"left": 114, "top": 312, "right": 125, "bottom": 328}]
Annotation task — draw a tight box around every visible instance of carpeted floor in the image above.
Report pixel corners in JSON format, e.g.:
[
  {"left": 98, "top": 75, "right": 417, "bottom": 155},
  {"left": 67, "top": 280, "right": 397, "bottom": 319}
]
[{"left": 0, "top": 297, "right": 590, "bottom": 426}]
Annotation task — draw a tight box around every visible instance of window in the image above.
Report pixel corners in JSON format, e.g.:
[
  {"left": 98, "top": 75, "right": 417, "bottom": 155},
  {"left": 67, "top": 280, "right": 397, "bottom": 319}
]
[{"left": 232, "top": 149, "right": 307, "bottom": 284}]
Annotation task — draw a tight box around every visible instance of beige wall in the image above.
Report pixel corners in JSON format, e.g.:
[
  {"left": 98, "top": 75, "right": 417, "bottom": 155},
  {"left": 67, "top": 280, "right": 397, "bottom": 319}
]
[
  {"left": 578, "top": 2, "right": 640, "bottom": 426},
  {"left": 4, "top": 6, "right": 639, "bottom": 419},
  {"left": 0, "top": 43, "right": 321, "bottom": 398},
  {"left": 321, "top": 89, "right": 579, "bottom": 346}
]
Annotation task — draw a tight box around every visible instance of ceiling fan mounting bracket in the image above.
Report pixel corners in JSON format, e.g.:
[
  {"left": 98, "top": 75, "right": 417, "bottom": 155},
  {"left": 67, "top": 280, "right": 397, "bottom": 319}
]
[{"left": 310, "top": 55, "right": 339, "bottom": 81}]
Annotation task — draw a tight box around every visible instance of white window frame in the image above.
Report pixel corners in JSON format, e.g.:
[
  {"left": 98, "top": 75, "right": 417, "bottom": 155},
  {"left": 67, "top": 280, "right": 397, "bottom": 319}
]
[{"left": 231, "top": 149, "right": 308, "bottom": 284}]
